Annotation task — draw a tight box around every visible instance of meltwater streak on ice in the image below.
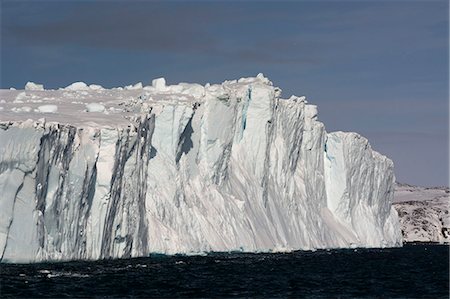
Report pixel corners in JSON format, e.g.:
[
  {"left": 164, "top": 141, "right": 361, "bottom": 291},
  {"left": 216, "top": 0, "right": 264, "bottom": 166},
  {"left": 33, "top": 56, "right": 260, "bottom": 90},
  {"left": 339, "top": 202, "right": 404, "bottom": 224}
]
[{"left": 0, "top": 74, "right": 402, "bottom": 263}]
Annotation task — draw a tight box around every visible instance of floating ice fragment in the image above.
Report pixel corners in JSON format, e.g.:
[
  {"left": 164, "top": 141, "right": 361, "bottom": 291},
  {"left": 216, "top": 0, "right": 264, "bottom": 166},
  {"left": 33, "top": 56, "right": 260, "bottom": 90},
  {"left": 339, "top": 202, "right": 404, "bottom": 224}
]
[{"left": 39, "top": 270, "right": 51, "bottom": 274}]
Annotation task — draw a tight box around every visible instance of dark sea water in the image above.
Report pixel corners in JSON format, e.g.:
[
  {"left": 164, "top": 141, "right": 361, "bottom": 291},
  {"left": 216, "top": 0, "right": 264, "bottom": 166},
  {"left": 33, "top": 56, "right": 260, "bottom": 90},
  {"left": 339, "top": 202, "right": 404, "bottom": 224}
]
[{"left": 1, "top": 244, "right": 448, "bottom": 298}]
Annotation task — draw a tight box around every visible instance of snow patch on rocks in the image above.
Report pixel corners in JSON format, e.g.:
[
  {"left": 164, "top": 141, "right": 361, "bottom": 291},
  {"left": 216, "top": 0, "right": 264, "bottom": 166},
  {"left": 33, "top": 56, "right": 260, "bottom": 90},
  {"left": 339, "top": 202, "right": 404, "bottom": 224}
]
[{"left": 393, "top": 183, "right": 449, "bottom": 243}]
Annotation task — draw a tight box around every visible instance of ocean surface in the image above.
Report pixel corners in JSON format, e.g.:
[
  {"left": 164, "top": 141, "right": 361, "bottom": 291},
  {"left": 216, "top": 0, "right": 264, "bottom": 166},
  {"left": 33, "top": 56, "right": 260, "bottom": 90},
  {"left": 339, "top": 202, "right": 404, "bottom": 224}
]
[{"left": 1, "top": 244, "right": 448, "bottom": 298}]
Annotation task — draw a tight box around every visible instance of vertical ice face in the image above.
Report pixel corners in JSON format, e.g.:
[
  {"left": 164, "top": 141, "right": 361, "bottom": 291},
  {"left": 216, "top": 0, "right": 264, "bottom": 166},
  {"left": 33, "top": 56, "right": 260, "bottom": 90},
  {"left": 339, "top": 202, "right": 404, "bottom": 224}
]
[
  {"left": 0, "top": 116, "right": 155, "bottom": 262},
  {"left": 0, "top": 76, "right": 402, "bottom": 263},
  {"left": 324, "top": 132, "right": 401, "bottom": 247}
]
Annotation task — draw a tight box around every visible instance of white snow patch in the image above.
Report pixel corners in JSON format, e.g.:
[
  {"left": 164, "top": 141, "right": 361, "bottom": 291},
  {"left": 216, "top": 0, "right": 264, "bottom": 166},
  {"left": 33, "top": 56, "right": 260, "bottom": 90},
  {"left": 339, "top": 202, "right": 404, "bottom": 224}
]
[
  {"left": 64, "top": 82, "right": 89, "bottom": 91},
  {"left": 36, "top": 105, "right": 58, "bottom": 113},
  {"left": 125, "top": 82, "right": 143, "bottom": 90},
  {"left": 152, "top": 78, "right": 166, "bottom": 90},
  {"left": 11, "top": 106, "right": 32, "bottom": 113},
  {"left": 14, "top": 92, "right": 27, "bottom": 102},
  {"left": 89, "top": 84, "right": 104, "bottom": 90},
  {"left": 85, "top": 103, "right": 105, "bottom": 113},
  {"left": 25, "top": 82, "right": 44, "bottom": 91}
]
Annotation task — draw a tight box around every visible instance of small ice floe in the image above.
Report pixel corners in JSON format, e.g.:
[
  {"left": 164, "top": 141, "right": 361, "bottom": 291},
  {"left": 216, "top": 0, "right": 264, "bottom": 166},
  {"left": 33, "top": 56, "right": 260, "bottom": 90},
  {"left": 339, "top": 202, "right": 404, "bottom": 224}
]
[
  {"left": 46, "top": 271, "right": 90, "bottom": 278},
  {"left": 85, "top": 103, "right": 105, "bottom": 113},
  {"left": 136, "top": 264, "right": 147, "bottom": 268},
  {"left": 272, "top": 245, "right": 293, "bottom": 253},
  {"left": 39, "top": 269, "right": 51, "bottom": 274},
  {"left": 25, "top": 82, "right": 44, "bottom": 91},
  {"left": 36, "top": 105, "right": 58, "bottom": 113}
]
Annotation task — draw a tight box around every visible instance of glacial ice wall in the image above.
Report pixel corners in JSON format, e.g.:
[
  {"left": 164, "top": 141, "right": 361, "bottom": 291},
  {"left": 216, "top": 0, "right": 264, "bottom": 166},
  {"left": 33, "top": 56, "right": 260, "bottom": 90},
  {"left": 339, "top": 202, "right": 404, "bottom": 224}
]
[{"left": 0, "top": 75, "right": 402, "bottom": 262}]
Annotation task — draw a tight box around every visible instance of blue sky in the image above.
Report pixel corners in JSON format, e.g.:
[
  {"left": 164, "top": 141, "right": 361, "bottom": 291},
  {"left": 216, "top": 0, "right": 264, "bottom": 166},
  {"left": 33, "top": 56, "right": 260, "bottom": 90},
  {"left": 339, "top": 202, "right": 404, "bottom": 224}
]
[{"left": 1, "top": 0, "right": 448, "bottom": 186}]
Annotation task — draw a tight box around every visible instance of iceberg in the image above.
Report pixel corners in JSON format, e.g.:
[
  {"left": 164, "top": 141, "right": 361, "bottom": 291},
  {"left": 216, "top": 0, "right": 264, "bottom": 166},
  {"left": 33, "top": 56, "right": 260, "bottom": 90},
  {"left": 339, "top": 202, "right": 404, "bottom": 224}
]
[{"left": 0, "top": 74, "right": 402, "bottom": 263}]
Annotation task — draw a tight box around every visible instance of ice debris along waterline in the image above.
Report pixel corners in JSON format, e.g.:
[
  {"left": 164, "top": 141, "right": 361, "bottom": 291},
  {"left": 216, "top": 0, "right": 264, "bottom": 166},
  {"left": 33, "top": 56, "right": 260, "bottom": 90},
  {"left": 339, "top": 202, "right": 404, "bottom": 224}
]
[{"left": 0, "top": 74, "right": 402, "bottom": 263}]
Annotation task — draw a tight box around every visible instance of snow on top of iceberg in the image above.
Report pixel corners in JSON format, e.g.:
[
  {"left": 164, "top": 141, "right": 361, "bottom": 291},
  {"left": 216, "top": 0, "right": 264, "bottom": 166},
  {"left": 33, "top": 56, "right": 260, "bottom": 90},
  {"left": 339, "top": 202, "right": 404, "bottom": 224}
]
[
  {"left": 64, "top": 81, "right": 90, "bottom": 91},
  {"left": 25, "top": 82, "right": 44, "bottom": 91},
  {"left": 85, "top": 103, "right": 105, "bottom": 113},
  {"left": 152, "top": 77, "right": 166, "bottom": 90},
  {"left": 36, "top": 104, "right": 58, "bottom": 113},
  {"left": 0, "top": 74, "right": 303, "bottom": 127}
]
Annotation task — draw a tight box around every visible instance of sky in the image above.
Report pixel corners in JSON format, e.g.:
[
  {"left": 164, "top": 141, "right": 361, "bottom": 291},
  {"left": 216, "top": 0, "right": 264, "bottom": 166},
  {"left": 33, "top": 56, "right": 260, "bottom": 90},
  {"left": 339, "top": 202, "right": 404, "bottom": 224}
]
[{"left": 1, "top": 0, "right": 448, "bottom": 186}]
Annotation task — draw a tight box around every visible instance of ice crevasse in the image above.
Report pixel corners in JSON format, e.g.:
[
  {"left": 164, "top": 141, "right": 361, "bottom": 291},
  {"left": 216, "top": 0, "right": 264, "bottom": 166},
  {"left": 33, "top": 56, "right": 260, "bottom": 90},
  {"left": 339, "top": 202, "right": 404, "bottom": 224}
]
[{"left": 0, "top": 75, "right": 402, "bottom": 262}]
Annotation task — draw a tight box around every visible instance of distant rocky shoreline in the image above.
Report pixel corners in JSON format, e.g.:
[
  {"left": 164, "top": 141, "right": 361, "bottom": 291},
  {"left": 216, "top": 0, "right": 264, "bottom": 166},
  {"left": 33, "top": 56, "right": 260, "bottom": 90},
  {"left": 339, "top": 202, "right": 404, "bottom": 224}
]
[{"left": 393, "top": 183, "right": 449, "bottom": 244}]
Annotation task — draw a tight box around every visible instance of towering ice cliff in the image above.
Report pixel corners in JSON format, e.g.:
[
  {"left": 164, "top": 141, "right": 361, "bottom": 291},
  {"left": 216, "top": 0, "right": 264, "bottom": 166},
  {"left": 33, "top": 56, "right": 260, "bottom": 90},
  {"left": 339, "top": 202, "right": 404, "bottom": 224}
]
[{"left": 0, "top": 75, "right": 402, "bottom": 262}]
